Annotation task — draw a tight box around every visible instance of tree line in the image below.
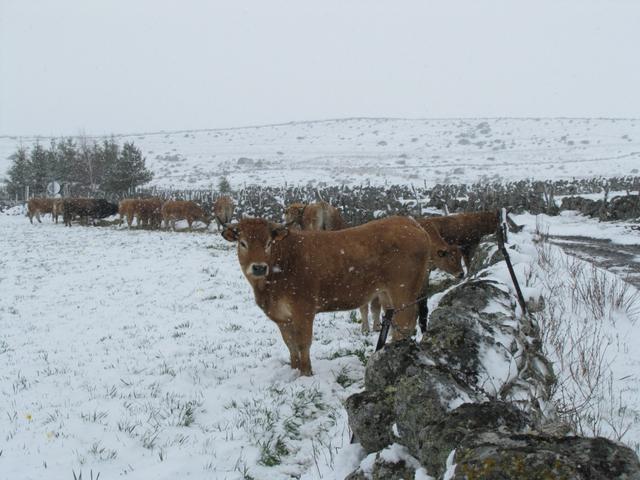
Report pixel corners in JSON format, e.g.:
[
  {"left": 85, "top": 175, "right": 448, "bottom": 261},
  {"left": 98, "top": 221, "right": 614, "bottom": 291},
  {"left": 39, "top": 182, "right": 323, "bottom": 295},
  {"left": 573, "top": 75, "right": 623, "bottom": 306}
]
[{"left": 5, "top": 137, "right": 153, "bottom": 200}]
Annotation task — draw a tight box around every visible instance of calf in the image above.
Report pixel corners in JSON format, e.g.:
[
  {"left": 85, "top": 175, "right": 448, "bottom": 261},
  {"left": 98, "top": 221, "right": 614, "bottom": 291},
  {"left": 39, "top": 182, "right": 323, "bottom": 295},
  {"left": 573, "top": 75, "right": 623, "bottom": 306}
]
[
  {"left": 161, "top": 200, "right": 210, "bottom": 231},
  {"left": 222, "top": 216, "right": 462, "bottom": 375},
  {"left": 284, "top": 201, "right": 346, "bottom": 231},
  {"left": 418, "top": 211, "right": 500, "bottom": 269},
  {"left": 213, "top": 196, "right": 235, "bottom": 231},
  {"left": 27, "top": 198, "right": 54, "bottom": 224}
]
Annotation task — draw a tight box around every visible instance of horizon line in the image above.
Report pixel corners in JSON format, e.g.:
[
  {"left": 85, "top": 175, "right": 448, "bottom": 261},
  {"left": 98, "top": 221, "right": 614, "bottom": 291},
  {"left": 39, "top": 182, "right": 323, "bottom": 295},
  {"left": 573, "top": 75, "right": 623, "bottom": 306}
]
[{"left": 1, "top": 115, "right": 639, "bottom": 140}]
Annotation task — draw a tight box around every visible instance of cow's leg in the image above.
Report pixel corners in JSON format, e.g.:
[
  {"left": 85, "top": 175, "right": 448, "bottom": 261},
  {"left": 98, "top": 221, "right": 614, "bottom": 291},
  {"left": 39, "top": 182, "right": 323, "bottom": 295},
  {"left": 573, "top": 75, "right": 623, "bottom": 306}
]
[
  {"left": 28, "top": 212, "right": 33, "bottom": 224},
  {"left": 359, "top": 303, "right": 370, "bottom": 334},
  {"left": 389, "top": 262, "right": 427, "bottom": 340},
  {"left": 171, "top": 219, "right": 176, "bottom": 231},
  {"left": 418, "top": 273, "right": 431, "bottom": 334},
  {"left": 371, "top": 296, "right": 382, "bottom": 331},
  {"left": 295, "top": 316, "right": 314, "bottom": 376},
  {"left": 187, "top": 218, "right": 193, "bottom": 231},
  {"left": 276, "top": 323, "right": 300, "bottom": 371},
  {"left": 36, "top": 211, "right": 42, "bottom": 223},
  {"left": 418, "top": 298, "right": 429, "bottom": 334}
]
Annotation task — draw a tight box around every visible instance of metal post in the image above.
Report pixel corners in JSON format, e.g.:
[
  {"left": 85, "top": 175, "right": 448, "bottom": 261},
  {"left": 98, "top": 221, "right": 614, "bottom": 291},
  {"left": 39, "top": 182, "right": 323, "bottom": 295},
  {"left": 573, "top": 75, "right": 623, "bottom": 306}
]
[
  {"left": 375, "top": 309, "right": 395, "bottom": 351},
  {"left": 497, "top": 222, "right": 527, "bottom": 316}
]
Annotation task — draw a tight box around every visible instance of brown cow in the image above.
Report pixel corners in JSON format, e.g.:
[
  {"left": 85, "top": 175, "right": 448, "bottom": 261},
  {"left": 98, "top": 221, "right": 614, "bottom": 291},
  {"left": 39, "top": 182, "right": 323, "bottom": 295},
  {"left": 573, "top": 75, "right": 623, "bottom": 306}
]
[
  {"left": 162, "top": 200, "right": 211, "bottom": 231},
  {"left": 360, "top": 219, "right": 464, "bottom": 334},
  {"left": 27, "top": 198, "right": 54, "bottom": 224},
  {"left": 418, "top": 210, "right": 502, "bottom": 269},
  {"left": 285, "top": 200, "right": 380, "bottom": 332},
  {"left": 213, "top": 196, "right": 235, "bottom": 231},
  {"left": 52, "top": 198, "right": 65, "bottom": 224},
  {"left": 284, "top": 201, "right": 346, "bottom": 231},
  {"left": 119, "top": 199, "right": 138, "bottom": 227},
  {"left": 222, "top": 216, "right": 463, "bottom": 375},
  {"left": 136, "top": 198, "right": 163, "bottom": 228}
]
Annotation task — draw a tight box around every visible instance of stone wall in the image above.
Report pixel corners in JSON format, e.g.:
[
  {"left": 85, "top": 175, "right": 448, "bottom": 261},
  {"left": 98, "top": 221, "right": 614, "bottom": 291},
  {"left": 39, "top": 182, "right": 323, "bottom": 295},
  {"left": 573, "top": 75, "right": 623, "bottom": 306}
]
[{"left": 344, "top": 247, "right": 640, "bottom": 479}]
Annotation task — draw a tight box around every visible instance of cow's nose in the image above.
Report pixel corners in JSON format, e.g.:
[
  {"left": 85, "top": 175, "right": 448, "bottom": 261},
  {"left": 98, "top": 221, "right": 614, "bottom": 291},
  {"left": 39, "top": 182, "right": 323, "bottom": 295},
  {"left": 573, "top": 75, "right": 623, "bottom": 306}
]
[
  {"left": 458, "top": 272, "right": 465, "bottom": 279},
  {"left": 251, "top": 263, "right": 268, "bottom": 277}
]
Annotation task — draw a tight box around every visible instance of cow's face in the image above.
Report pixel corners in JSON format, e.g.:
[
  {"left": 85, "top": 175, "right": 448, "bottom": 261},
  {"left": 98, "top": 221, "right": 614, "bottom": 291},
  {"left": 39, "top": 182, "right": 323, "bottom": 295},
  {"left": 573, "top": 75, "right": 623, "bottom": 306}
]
[
  {"left": 284, "top": 203, "right": 305, "bottom": 228},
  {"left": 433, "top": 244, "right": 465, "bottom": 278},
  {"left": 222, "top": 218, "right": 288, "bottom": 279}
]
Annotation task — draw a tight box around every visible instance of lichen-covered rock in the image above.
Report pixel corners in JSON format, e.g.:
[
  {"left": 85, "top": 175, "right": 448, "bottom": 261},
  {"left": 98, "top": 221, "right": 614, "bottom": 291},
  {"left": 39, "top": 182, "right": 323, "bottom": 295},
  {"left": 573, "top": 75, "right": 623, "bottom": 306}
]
[
  {"left": 451, "top": 432, "right": 640, "bottom": 480},
  {"left": 364, "top": 340, "right": 423, "bottom": 392},
  {"left": 436, "top": 278, "right": 509, "bottom": 312},
  {"left": 394, "top": 367, "right": 477, "bottom": 451},
  {"left": 425, "top": 279, "right": 555, "bottom": 417},
  {"left": 415, "top": 402, "right": 532, "bottom": 477},
  {"left": 345, "top": 445, "right": 422, "bottom": 480},
  {"left": 345, "top": 390, "right": 395, "bottom": 453}
]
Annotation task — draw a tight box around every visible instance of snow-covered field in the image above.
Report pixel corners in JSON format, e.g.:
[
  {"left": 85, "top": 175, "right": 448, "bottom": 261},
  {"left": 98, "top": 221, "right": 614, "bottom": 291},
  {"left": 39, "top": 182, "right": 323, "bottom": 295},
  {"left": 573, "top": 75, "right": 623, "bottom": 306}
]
[
  {"left": 1, "top": 117, "right": 639, "bottom": 189},
  {"left": 0, "top": 214, "right": 373, "bottom": 479},
  {"left": 2, "top": 208, "right": 640, "bottom": 479}
]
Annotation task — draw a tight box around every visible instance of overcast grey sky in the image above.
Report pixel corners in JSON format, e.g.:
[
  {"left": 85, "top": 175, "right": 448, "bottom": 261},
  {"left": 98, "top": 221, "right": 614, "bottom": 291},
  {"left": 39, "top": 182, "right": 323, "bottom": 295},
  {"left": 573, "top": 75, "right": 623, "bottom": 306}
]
[{"left": 1, "top": 0, "right": 639, "bottom": 136}]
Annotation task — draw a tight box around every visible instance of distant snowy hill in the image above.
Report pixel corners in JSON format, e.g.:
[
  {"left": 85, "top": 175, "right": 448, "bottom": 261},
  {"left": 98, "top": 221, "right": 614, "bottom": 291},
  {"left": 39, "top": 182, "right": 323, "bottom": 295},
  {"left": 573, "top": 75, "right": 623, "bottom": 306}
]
[{"left": 1, "top": 118, "right": 639, "bottom": 189}]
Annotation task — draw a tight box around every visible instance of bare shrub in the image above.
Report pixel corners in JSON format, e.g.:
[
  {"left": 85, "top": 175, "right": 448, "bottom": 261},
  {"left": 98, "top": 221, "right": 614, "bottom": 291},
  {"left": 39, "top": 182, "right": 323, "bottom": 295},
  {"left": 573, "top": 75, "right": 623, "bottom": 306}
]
[{"left": 532, "top": 227, "right": 639, "bottom": 445}]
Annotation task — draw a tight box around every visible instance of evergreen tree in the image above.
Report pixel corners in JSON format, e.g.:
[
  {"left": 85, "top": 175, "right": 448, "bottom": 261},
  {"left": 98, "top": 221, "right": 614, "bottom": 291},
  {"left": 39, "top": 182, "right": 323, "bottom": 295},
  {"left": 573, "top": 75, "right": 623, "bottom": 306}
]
[
  {"left": 103, "top": 142, "right": 153, "bottom": 194},
  {"left": 218, "top": 176, "right": 231, "bottom": 194},
  {"left": 29, "top": 142, "right": 50, "bottom": 196},
  {"left": 6, "top": 146, "right": 30, "bottom": 199},
  {"left": 53, "top": 138, "right": 77, "bottom": 184}
]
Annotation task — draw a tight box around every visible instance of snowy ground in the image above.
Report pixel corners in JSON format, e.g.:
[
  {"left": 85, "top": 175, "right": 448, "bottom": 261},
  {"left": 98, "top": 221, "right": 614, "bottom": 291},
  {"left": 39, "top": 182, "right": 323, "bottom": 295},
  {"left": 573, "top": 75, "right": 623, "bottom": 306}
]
[
  {"left": 1, "top": 117, "right": 639, "bottom": 189},
  {"left": 2, "top": 209, "right": 640, "bottom": 479},
  {"left": 0, "top": 214, "right": 373, "bottom": 480}
]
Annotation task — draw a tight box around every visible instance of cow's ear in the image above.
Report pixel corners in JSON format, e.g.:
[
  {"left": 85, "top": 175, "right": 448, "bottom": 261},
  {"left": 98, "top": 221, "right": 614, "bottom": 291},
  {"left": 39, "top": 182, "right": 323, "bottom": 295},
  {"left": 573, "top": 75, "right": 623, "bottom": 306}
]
[
  {"left": 437, "top": 249, "right": 450, "bottom": 258},
  {"left": 271, "top": 225, "right": 289, "bottom": 242},
  {"left": 222, "top": 224, "right": 239, "bottom": 242}
]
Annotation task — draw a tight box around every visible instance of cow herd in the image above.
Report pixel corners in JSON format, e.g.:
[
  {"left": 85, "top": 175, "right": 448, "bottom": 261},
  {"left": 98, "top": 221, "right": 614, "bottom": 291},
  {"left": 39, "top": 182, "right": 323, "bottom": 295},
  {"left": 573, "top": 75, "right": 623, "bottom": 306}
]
[
  {"left": 26, "top": 196, "right": 235, "bottom": 231},
  {"left": 25, "top": 195, "right": 506, "bottom": 377}
]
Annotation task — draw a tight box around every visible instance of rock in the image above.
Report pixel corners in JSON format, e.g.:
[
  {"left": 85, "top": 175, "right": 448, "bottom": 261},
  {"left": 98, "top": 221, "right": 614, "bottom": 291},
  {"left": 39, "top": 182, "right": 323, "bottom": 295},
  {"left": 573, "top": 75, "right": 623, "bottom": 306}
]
[
  {"left": 426, "top": 279, "right": 555, "bottom": 416},
  {"left": 394, "top": 367, "right": 477, "bottom": 452},
  {"left": 436, "top": 278, "right": 510, "bottom": 312},
  {"left": 364, "top": 340, "right": 423, "bottom": 392},
  {"left": 451, "top": 432, "right": 640, "bottom": 480},
  {"left": 345, "top": 390, "right": 395, "bottom": 453},
  {"left": 607, "top": 195, "right": 640, "bottom": 221},
  {"left": 346, "top": 445, "right": 422, "bottom": 480},
  {"left": 561, "top": 195, "right": 600, "bottom": 216},
  {"left": 415, "top": 402, "right": 532, "bottom": 477}
]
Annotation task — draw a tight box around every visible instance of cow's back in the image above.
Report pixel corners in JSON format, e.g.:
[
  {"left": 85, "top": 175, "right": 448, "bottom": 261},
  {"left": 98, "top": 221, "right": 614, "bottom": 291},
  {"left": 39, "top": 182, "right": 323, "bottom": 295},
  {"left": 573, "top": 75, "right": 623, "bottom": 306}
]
[
  {"left": 302, "top": 201, "right": 345, "bottom": 231},
  {"left": 420, "top": 211, "right": 498, "bottom": 246},
  {"left": 28, "top": 198, "right": 54, "bottom": 214},
  {"left": 276, "top": 216, "right": 431, "bottom": 305}
]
